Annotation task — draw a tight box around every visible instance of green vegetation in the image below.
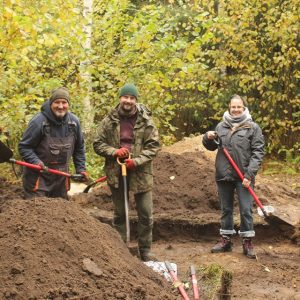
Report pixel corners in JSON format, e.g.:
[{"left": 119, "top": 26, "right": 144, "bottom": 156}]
[
  {"left": 198, "top": 263, "right": 232, "bottom": 299},
  {"left": 1, "top": 0, "right": 299, "bottom": 178}
]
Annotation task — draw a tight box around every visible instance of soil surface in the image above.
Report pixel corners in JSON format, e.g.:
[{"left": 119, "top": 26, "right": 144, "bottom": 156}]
[{"left": 0, "top": 135, "right": 299, "bottom": 299}]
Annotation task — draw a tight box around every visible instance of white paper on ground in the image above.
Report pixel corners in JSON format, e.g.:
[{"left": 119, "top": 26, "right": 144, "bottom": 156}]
[{"left": 144, "top": 261, "right": 177, "bottom": 282}]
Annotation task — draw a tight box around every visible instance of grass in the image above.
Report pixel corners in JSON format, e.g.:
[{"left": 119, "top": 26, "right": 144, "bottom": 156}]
[{"left": 198, "top": 264, "right": 232, "bottom": 299}]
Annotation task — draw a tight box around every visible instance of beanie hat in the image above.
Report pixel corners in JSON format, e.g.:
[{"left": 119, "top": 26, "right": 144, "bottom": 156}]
[
  {"left": 50, "top": 87, "right": 70, "bottom": 104},
  {"left": 119, "top": 83, "right": 138, "bottom": 99}
]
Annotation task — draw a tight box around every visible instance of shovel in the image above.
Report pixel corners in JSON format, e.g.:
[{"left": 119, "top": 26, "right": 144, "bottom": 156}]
[
  {"left": 213, "top": 136, "right": 274, "bottom": 220},
  {"left": 0, "top": 140, "right": 84, "bottom": 180},
  {"left": 83, "top": 176, "right": 107, "bottom": 193},
  {"left": 117, "top": 156, "right": 130, "bottom": 246}
]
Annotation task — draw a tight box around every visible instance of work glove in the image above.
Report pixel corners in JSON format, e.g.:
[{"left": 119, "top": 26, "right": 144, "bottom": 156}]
[
  {"left": 80, "top": 171, "right": 89, "bottom": 182},
  {"left": 72, "top": 171, "right": 89, "bottom": 182},
  {"left": 114, "top": 147, "right": 130, "bottom": 158},
  {"left": 37, "top": 161, "right": 48, "bottom": 172},
  {"left": 125, "top": 159, "right": 136, "bottom": 170}
]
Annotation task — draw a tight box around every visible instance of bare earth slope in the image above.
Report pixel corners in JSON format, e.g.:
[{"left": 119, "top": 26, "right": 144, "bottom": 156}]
[{"left": 0, "top": 198, "right": 177, "bottom": 299}]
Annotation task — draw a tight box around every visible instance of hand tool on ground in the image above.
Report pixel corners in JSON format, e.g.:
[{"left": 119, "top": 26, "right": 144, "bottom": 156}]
[
  {"left": 190, "top": 265, "right": 199, "bottom": 300},
  {"left": 0, "top": 140, "right": 84, "bottom": 180},
  {"left": 117, "top": 155, "right": 130, "bottom": 246},
  {"left": 213, "top": 135, "right": 274, "bottom": 219},
  {"left": 83, "top": 176, "right": 107, "bottom": 193},
  {"left": 165, "top": 261, "right": 190, "bottom": 300}
]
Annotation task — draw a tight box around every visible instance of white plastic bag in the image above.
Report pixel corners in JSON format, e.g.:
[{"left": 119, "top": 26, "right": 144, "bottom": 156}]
[{"left": 144, "top": 261, "right": 177, "bottom": 282}]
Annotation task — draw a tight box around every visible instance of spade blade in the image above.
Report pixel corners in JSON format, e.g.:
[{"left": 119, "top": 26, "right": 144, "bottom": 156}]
[{"left": 0, "top": 140, "right": 13, "bottom": 163}]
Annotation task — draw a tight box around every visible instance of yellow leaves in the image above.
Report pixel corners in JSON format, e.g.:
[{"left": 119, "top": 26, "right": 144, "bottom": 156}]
[
  {"left": 38, "top": 33, "right": 60, "bottom": 47},
  {"left": 4, "top": 6, "right": 15, "bottom": 17}
]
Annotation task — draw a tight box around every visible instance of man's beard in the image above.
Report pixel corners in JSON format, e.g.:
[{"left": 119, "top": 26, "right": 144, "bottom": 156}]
[
  {"left": 53, "top": 110, "right": 67, "bottom": 119},
  {"left": 121, "top": 103, "right": 134, "bottom": 112},
  {"left": 118, "top": 104, "right": 137, "bottom": 117}
]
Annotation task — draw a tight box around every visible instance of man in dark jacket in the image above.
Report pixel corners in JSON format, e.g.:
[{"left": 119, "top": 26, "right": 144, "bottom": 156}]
[
  {"left": 93, "top": 83, "right": 160, "bottom": 261},
  {"left": 19, "top": 87, "right": 87, "bottom": 199},
  {"left": 203, "top": 95, "right": 264, "bottom": 259}
]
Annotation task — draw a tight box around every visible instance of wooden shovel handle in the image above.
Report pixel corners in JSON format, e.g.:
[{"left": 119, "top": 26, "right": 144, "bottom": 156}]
[{"left": 117, "top": 154, "right": 131, "bottom": 177}]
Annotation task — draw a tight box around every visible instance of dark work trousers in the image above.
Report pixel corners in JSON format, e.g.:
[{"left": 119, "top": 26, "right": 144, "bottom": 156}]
[
  {"left": 109, "top": 176, "right": 153, "bottom": 251},
  {"left": 217, "top": 180, "right": 255, "bottom": 238},
  {"left": 24, "top": 175, "right": 68, "bottom": 200}
]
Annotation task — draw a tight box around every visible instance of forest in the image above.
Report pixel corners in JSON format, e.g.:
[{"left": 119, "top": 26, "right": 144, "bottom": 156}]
[
  {"left": 0, "top": 2, "right": 300, "bottom": 299},
  {"left": 1, "top": 0, "right": 299, "bottom": 177}
]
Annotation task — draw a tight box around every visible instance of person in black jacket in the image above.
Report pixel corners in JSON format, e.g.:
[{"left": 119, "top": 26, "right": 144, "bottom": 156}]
[
  {"left": 202, "top": 95, "right": 264, "bottom": 258},
  {"left": 19, "top": 87, "right": 87, "bottom": 199}
]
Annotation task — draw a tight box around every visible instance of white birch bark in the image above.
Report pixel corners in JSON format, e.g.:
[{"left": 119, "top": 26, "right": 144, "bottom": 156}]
[{"left": 80, "top": 0, "right": 93, "bottom": 129}]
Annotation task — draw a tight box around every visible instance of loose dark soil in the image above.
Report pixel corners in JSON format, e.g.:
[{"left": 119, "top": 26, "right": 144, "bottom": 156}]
[{"left": 0, "top": 136, "right": 299, "bottom": 299}]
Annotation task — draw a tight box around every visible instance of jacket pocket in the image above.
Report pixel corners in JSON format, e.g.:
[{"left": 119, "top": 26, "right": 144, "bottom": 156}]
[{"left": 49, "top": 144, "right": 71, "bottom": 165}]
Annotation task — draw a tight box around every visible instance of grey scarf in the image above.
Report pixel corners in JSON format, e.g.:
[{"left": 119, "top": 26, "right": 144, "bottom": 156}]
[{"left": 223, "top": 107, "right": 252, "bottom": 131}]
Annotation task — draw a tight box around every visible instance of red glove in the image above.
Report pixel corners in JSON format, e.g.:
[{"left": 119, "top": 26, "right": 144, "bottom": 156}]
[
  {"left": 125, "top": 159, "right": 136, "bottom": 170},
  {"left": 80, "top": 171, "right": 89, "bottom": 182},
  {"left": 114, "top": 147, "right": 130, "bottom": 158}
]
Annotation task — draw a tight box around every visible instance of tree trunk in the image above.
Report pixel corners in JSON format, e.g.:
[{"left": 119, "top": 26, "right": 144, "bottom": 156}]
[{"left": 80, "top": 0, "right": 93, "bottom": 130}]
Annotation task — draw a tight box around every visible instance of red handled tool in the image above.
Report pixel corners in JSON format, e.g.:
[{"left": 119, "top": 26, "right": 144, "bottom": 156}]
[
  {"left": 0, "top": 140, "right": 84, "bottom": 180},
  {"left": 83, "top": 176, "right": 107, "bottom": 193},
  {"left": 165, "top": 261, "right": 190, "bottom": 300},
  {"left": 214, "top": 136, "right": 273, "bottom": 219},
  {"left": 190, "top": 265, "right": 199, "bottom": 300}
]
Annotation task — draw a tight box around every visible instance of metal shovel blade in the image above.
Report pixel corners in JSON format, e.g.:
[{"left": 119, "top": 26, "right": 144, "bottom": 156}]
[
  {"left": 0, "top": 140, "right": 13, "bottom": 163},
  {"left": 257, "top": 205, "right": 275, "bottom": 217},
  {"left": 259, "top": 204, "right": 299, "bottom": 227}
]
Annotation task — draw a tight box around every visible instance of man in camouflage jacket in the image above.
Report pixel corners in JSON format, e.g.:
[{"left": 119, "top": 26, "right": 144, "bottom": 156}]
[{"left": 93, "top": 83, "right": 160, "bottom": 261}]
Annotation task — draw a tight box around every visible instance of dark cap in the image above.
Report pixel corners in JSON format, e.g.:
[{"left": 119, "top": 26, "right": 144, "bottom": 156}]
[
  {"left": 119, "top": 83, "right": 138, "bottom": 99},
  {"left": 50, "top": 87, "right": 70, "bottom": 104}
]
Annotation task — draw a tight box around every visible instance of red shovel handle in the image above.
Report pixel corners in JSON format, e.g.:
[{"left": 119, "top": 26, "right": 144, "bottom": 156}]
[
  {"left": 190, "top": 265, "right": 199, "bottom": 300},
  {"left": 165, "top": 262, "right": 190, "bottom": 300},
  {"left": 221, "top": 148, "right": 263, "bottom": 207},
  {"left": 83, "top": 176, "right": 107, "bottom": 193},
  {"left": 10, "top": 159, "right": 72, "bottom": 178},
  {"left": 221, "top": 146, "right": 268, "bottom": 217}
]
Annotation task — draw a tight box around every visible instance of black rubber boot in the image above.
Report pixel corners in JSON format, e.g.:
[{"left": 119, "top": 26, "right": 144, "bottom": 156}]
[
  {"left": 242, "top": 238, "right": 256, "bottom": 259},
  {"left": 211, "top": 235, "right": 233, "bottom": 253},
  {"left": 139, "top": 250, "right": 157, "bottom": 262}
]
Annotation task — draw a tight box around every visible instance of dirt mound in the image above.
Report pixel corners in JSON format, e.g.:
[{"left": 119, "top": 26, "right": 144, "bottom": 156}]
[
  {"left": 0, "top": 177, "right": 23, "bottom": 200},
  {"left": 82, "top": 136, "right": 299, "bottom": 229},
  {"left": 0, "top": 198, "right": 176, "bottom": 299},
  {"left": 80, "top": 136, "right": 220, "bottom": 224}
]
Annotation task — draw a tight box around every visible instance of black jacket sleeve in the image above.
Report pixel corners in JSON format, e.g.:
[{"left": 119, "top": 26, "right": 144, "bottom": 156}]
[
  {"left": 18, "top": 114, "right": 44, "bottom": 165},
  {"left": 202, "top": 132, "right": 218, "bottom": 151},
  {"left": 70, "top": 114, "right": 86, "bottom": 173}
]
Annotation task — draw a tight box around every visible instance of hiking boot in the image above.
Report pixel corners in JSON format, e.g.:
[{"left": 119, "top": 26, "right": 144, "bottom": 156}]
[
  {"left": 242, "top": 238, "right": 256, "bottom": 259},
  {"left": 139, "top": 250, "right": 156, "bottom": 262},
  {"left": 211, "top": 235, "right": 233, "bottom": 253}
]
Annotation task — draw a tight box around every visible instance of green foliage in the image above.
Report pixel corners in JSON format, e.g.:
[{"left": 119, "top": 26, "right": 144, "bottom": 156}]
[
  {"left": 263, "top": 144, "right": 300, "bottom": 175},
  {"left": 90, "top": 0, "right": 299, "bottom": 152},
  {"left": 0, "top": 0, "right": 87, "bottom": 151}
]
